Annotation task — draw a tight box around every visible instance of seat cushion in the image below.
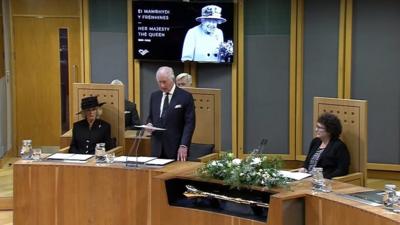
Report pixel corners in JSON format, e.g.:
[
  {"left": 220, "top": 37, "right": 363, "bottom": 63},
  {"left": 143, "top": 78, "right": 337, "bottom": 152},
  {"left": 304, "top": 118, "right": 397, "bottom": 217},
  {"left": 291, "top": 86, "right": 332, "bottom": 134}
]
[{"left": 188, "top": 143, "right": 215, "bottom": 162}]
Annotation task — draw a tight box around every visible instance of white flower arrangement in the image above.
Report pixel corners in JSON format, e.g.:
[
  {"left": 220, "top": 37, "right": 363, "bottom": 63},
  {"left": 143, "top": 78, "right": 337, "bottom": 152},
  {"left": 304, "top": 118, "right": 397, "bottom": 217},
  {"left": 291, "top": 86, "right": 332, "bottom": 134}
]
[{"left": 198, "top": 150, "right": 289, "bottom": 189}]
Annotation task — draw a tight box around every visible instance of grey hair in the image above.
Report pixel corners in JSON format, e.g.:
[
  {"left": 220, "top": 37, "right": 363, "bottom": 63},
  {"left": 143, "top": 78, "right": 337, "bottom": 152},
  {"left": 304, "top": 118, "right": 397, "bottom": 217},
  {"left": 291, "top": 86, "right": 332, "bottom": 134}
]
[
  {"left": 156, "top": 66, "right": 175, "bottom": 81},
  {"left": 176, "top": 73, "right": 192, "bottom": 85},
  {"left": 110, "top": 79, "right": 123, "bottom": 85}
]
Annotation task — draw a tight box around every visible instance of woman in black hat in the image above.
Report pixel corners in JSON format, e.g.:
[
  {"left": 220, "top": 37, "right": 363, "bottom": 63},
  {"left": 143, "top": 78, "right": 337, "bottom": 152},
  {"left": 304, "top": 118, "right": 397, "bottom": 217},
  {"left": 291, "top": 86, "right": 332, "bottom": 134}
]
[{"left": 69, "top": 96, "right": 114, "bottom": 154}]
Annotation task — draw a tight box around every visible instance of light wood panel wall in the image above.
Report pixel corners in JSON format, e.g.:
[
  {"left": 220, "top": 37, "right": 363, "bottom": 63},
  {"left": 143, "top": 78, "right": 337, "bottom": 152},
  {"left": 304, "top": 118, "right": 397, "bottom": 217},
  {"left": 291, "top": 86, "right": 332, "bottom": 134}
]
[
  {"left": 12, "top": 0, "right": 80, "bottom": 17},
  {"left": 184, "top": 87, "right": 221, "bottom": 152}
]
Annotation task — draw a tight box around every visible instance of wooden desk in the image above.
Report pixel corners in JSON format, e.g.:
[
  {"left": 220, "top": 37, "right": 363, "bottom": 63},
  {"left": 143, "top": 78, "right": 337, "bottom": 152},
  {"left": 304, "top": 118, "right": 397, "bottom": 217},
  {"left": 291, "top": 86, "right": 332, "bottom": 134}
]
[{"left": 14, "top": 160, "right": 400, "bottom": 225}]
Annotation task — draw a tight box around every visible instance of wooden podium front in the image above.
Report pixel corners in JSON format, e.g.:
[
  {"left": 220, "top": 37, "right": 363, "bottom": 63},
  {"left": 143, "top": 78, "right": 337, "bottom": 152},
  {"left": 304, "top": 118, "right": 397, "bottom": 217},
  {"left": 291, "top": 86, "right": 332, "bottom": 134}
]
[{"left": 13, "top": 160, "right": 200, "bottom": 225}]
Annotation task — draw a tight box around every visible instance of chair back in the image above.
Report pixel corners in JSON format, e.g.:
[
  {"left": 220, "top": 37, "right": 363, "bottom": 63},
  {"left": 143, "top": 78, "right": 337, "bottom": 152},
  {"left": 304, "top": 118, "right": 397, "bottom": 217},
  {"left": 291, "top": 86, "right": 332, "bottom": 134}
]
[
  {"left": 72, "top": 83, "right": 125, "bottom": 148},
  {"left": 183, "top": 87, "right": 221, "bottom": 152},
  {"left": 313, "top": 97, "right": 367, "bottom": 182}
]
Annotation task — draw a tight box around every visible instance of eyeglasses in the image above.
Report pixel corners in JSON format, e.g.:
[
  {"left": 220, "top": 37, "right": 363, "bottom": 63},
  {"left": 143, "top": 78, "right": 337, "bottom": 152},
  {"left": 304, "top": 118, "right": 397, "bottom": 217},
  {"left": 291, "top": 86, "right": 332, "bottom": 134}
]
[{"left": 315, "top": 125, "right": 326, "bottom": 131}]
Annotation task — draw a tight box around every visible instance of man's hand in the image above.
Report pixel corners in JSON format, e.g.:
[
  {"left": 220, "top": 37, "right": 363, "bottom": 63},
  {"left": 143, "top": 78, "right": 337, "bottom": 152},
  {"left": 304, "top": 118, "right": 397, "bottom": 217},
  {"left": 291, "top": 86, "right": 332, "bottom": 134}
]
[
  {"left": 145, "top": 123, "right": 154, "bottom": 134},
  {"left": 177, "top": 145, "right": 188, "bottom": 161}
]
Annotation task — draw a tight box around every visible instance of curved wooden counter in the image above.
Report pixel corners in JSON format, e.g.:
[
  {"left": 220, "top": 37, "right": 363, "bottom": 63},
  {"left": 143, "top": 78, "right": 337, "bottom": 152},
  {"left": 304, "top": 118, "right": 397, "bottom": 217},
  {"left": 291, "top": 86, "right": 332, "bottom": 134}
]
[{"left": 13, "top": 160, "right": 400, "bottom": 225}]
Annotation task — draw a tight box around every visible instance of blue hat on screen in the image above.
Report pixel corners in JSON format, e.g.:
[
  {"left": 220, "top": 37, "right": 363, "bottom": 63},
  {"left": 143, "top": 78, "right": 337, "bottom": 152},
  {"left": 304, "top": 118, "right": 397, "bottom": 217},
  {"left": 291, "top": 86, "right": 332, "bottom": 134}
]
[{"left": 196, "top": 5, "right": 226, "bottom": 24}]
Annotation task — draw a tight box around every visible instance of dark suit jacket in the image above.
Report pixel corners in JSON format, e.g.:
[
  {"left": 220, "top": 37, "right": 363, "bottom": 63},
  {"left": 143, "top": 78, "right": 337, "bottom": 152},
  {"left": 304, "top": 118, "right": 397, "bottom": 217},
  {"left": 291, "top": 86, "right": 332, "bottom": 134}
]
[
  {"left": 303, "top": 137, "right": 350, "bottom": 179},
  {"left": 69, "top": 119, "right": 114, "bottom": 154},
  {"left": 125, "top": 99, "right": 141, "bottom": 130},
  {"left": 147, "top": 87, "right": 196, "bottom": 159}
]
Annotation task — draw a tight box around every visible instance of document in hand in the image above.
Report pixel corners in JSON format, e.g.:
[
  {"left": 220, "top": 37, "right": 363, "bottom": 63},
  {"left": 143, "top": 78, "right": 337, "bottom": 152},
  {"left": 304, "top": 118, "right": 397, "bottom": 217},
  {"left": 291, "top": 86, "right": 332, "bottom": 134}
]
[
  {"left": 278, "top": 170, "right": 311, "bottom": 181},
  {"left": 135, "top": 125, "right": 166, "bottom": 131}
]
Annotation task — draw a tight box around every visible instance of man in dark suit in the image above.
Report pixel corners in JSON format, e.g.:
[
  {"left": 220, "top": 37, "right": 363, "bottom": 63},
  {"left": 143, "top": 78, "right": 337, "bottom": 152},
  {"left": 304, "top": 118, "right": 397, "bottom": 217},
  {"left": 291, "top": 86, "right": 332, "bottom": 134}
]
[
  {"left": 110, "top": 79, "right": 141, "bottom": 130},
  {"left": 124, "top": 99, "right": 141, "bottom": 130},
  {"left": 146, "top": 66, "right": 196, "bottom": 161}
]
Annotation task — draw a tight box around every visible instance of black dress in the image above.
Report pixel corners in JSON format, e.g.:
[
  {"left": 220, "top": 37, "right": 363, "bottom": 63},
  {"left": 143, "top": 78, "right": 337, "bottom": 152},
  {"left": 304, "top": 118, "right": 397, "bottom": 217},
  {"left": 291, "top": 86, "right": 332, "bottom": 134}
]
[
  {"left": 69, "top": 119, "right": 114, "bottom": 154},
  {"left": 303, "top": 138, "right": 350, "bottom": 179}
]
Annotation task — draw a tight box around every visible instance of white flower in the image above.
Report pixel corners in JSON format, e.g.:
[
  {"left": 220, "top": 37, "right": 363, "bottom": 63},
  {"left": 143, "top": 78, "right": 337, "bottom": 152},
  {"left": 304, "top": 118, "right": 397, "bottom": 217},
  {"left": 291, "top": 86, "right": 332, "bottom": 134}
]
[
  {"left": 211, "top": 161, "right": 217, "bottom": 166},
  {"left": 251, "top": 157, "right": 262, "bottom": 165},
  {"left": 232, "top": 158, "right": 242, "bottom": 165}
]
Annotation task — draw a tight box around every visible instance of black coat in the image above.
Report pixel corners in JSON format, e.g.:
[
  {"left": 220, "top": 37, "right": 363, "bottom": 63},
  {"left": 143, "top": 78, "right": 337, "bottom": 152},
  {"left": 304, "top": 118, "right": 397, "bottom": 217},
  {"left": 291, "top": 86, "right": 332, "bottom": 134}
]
[
  {"left": 303, "top": 138, "right": 350, "bottom": 179},
  {"left": 69, "top": 119, "right": 114, "bottom": 154},
  {"left": 125, "top": 100, "right": 141, "bottom": 130},
  {"left": 147, "top": 87, "right": 196, "bottom": 159}
]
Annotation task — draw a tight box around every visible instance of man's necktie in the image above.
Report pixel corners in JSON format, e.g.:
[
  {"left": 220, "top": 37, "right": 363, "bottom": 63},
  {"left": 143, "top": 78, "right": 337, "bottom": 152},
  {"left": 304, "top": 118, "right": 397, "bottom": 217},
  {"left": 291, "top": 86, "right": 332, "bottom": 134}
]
[{"left": 161, "top": 92, "right": 169, "bottom": 118}]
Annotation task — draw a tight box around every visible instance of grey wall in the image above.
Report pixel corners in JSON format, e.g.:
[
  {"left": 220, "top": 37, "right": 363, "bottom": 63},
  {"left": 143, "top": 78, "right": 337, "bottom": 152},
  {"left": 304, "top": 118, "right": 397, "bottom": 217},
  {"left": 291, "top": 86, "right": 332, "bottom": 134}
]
[
  {"left": 302, "top": 0, "right": 340, "bottom": 154},
  {"left": 0, "top": 78, "right": 6, "bottom": 157},
  {"left": 197, "top": 64, "right": 232, "bottom": 151},
  {"left": 243, "top": 0, "right": 291, "bottom": 154},
  {"left": 351, "top": 0, "right": 400, "bottom": 163},
  {"left": 89, "top": 0, "right": 129, "bottom": 96},
  {"left": 87, "top": 0, "right": 400, "bottom": 163}
]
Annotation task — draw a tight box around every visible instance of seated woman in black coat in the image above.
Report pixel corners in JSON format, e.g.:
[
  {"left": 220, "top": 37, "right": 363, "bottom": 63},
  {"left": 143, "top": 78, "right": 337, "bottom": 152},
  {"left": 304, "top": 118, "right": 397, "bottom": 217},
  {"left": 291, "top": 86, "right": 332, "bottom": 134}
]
[
  {"left": 299, "top": 113, "right": 350, "bottom": 179},
  {"left": 69, "top": 96, "right": 114, "bottom": 154}
]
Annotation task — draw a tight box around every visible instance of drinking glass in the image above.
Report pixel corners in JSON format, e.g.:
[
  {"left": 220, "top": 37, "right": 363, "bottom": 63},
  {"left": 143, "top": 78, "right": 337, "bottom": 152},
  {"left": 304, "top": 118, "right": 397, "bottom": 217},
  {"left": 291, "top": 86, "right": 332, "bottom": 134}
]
[
  {"left": 32, "top": 148, "right": 42, "bottom": 161},
  {"left": 105, "top": 152, "right": 115, "bottom": 164},
  {"left": 95, "top": 143, "right": 106, "bottom": 163}
]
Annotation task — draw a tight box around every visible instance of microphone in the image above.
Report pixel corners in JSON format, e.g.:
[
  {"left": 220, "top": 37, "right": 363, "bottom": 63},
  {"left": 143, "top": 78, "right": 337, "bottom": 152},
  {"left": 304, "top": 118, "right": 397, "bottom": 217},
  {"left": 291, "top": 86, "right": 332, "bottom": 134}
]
[{"left": 258, "top": 138, "right": 268, "bottom": 153}]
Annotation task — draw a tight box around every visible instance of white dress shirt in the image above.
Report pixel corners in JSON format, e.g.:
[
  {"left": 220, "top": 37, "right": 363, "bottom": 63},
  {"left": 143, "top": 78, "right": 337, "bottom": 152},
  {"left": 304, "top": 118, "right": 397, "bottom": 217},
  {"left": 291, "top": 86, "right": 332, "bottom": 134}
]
[{"left": 159, "top": 84, "right": 176, "bottom": 117}]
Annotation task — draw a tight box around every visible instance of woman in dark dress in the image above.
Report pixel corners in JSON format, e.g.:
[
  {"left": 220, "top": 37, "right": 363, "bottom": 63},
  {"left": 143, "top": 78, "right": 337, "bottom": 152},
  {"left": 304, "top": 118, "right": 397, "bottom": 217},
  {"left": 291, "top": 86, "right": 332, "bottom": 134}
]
[
  {"left": 69, "top": 96, "right": 114, "bottom": 154},
  {"left": 299, "top": 113, "right": 350, "bottom": 179}
]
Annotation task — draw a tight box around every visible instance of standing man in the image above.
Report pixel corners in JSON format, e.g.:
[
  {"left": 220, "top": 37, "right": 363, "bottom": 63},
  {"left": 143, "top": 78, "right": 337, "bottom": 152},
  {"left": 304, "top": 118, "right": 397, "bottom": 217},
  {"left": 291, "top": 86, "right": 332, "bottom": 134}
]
[{"left": 147, "top": 66, "right": 196, "bottom": 161}]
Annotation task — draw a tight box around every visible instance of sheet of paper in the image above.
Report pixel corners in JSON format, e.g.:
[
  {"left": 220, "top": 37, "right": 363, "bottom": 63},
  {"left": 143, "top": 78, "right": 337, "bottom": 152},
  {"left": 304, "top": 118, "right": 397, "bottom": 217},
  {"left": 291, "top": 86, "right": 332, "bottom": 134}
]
[
  {"left": 68, "top": 154, "right": 93, "bottom": 161},
  {"left": 47, "top": 153, "right": 75, "bottom": 160},
  {"left": 62, "top": 160, "right": 89, "bottom": 164},
  {"left": 135, "top": 125, "right": 166, "bottom": 131},
  {"left": 47, "top": 153, "right": 93, "bottom": 161},
  {"left": 279, "top": 170, "right": 311, "bottom": 181},
  {"left": 114, "top": 156, "right": 157, "bottom": 163},
  {"left": 145, "top": 158, "right": 174, "bottom": 166}
]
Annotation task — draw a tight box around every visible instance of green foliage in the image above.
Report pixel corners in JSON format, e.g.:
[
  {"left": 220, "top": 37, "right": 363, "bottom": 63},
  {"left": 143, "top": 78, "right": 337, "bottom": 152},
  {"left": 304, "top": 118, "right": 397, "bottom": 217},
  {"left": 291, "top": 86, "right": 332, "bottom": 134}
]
[{"left": 197, "top": 151, "right": 289, "bottom": 189}]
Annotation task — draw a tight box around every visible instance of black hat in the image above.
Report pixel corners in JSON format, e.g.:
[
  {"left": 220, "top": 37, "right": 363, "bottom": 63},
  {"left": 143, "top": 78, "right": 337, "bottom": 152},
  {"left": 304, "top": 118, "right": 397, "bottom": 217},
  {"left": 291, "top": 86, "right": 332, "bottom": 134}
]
[{"left": 77, "top": 96, "right": 105, "bottom": 114}]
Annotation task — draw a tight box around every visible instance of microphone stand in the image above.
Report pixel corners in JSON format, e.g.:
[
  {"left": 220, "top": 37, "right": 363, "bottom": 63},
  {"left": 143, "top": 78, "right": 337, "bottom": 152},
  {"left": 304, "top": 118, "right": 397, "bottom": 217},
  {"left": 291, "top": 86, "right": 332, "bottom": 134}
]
[
  {"left": 126, "top": 128, "right": 145, "bottom": 168},
  {"left": 259, "top": 138, "right": 268, "bottom": 152}
]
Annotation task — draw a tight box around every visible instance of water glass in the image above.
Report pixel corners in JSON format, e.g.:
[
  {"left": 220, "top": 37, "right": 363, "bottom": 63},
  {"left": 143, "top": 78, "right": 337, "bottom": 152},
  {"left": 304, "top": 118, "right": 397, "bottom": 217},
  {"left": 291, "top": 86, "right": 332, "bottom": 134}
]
[
  {"left": 311, "top": 167, "right": 326, "bottom": 193},
  {"left": 105, "top": 152, "right": 115, "bottom": 164},
  {"left": 323, "top": 179, "right": 332, "bottom": 193},
  {"left": 95, "top": 143, "right": 106, "bottom": 163},
  {"left": 32, "top": 148, "right": 42, "bottom": 161}
]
